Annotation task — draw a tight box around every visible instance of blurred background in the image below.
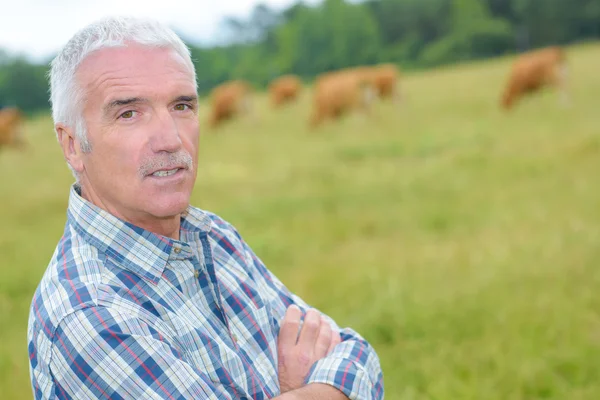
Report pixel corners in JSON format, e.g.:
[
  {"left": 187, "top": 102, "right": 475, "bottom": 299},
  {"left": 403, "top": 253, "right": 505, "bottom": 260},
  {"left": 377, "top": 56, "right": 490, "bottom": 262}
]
[{"left": 1, "top": 0, "right": 599, "bottom": 399}]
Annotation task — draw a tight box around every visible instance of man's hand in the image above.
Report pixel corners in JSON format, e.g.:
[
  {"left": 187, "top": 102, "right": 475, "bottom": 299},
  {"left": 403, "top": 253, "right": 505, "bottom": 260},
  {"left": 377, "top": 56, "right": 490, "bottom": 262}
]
[{"left": 277, "top": 305, "right": 341, "bottom": 393}]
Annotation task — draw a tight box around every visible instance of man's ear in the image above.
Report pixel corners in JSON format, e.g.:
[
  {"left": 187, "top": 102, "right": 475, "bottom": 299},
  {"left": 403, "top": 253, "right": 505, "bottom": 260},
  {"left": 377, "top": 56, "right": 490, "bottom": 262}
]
[{"left": 56, "top": 124, "right": 85, "bottom": 173}]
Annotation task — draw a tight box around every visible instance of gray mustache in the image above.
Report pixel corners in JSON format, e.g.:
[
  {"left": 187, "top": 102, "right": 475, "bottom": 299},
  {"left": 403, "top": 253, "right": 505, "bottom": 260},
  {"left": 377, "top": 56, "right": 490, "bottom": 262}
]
[{"left": 138, "top": 152, "right": 194, "bottom": 177}]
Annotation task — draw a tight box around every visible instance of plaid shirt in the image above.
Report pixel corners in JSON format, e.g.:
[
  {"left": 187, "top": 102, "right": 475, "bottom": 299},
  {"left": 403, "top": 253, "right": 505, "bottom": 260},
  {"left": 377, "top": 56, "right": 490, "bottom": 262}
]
[{"left": 28, "top": 185, "right": 384, "bottom": 399}]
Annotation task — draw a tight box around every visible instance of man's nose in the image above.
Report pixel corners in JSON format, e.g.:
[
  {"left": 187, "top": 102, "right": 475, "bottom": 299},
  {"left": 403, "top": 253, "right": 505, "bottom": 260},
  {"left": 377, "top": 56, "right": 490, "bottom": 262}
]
[{"left": 150, "top": 111, "right": 182, "bottom": 153}]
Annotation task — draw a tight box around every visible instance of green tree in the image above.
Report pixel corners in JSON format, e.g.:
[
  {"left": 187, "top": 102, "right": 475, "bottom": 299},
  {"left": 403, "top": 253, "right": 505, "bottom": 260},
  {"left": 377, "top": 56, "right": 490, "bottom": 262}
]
[
  {"left": 420, "top": 0, "right": 513, "bottom": 66},
  {"left": 0, "top": 58, "right": 49, "bottom": 113}
]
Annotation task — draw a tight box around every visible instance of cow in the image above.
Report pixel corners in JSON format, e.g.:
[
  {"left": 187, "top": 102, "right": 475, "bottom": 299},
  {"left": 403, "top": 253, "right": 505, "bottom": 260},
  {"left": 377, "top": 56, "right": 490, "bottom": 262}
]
[
  {"left": 309, "top": 67, "right": 377, "bottom": 129},
  {"left": 207, "top": 80, "right": 254, "bottom": 129},
  {"left": 0, "top": 107, "right": 26, "bottom": 150},
  {"left": 500, "top": 46, "right": 569, "bottom": 110},
  {"left": 269, "top": 75, "right": 302, "bottom": 108},
  {"left": 367, "top": 63, "right": 401, "bottom": 103}
]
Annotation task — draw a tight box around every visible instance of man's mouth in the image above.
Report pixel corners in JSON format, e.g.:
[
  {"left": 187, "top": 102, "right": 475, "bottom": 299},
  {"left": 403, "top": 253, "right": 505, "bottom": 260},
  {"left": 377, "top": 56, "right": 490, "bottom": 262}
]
[{"left": 151, "top": 168, "right": 181, "bottom": 177}]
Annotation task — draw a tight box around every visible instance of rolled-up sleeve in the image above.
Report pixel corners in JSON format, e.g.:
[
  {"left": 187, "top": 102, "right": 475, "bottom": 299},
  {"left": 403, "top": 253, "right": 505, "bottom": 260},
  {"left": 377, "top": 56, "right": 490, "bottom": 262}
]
[
  {"left": 49, "top": 306, "right": 231, "bottom": 399},
  {"left": 227, "top": 223, "right": 385, "bottom": 400},
  {"left": 303, "top": 336, "right": 384, "bottom": 400}
]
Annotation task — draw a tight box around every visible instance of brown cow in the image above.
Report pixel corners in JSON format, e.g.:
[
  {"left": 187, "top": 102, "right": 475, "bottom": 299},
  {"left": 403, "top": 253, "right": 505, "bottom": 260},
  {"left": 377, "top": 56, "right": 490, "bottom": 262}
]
[
  {"left": 368, "top": 63, "right": 401, "bottom": 103},
  {"left": 207, "top": 80, "right": 254, "bottom": 129},
  {"left": 269, "top": 75, "right": 302, "bottom": 108},
  {"left": 309, "top": 67, "right": 377, "bottom": 129},
  {"left": 0, "top": 107, "right": 26, "bottom": 150},
  {"left": 500, "top": 46, "right": 569, "bottom": 110}
]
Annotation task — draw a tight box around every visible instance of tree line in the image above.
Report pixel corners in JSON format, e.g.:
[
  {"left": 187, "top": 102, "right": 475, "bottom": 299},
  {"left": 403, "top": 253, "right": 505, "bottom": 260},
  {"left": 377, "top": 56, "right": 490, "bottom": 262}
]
[{"left": 1, "top": 0, "right": 599, "bottom": 114}]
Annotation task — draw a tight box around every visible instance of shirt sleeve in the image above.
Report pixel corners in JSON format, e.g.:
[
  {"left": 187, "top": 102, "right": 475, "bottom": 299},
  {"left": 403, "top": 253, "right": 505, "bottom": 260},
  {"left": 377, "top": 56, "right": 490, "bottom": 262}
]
[
  {"left": 224, "top": 222, "right": 385, "bottom": 400},
  {"left": 49, "top": 306, "right": 233, "bottom": 400}
]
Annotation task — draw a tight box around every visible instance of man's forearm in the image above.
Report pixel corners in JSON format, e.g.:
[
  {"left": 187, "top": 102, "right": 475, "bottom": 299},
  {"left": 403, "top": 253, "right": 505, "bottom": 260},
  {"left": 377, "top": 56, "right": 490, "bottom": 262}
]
[{"left": 274, "top": 383, "right": 350, "bottom": 400}]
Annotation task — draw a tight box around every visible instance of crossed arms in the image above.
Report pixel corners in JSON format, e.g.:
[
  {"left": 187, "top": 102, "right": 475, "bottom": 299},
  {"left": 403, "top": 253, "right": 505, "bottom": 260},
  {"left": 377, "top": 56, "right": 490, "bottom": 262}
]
[{"left": 35, "top": 222, "right": 383, "bottom": 399}]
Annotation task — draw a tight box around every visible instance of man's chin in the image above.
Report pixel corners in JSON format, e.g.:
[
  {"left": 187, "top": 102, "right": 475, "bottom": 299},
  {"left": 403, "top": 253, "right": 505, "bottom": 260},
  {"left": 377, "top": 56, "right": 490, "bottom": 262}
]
[{"left": 146, "top": 196, "right": 191, "bottom": 219}]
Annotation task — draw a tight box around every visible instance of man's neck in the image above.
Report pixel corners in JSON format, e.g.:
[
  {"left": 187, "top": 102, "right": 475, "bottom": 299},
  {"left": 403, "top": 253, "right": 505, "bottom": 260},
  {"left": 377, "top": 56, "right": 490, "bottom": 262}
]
[
  {"left": 77, "top": 183, "right": 182, "bottom": 241},
  {"left": 133, "top": 218, "right": 181, "bottom": 241}
]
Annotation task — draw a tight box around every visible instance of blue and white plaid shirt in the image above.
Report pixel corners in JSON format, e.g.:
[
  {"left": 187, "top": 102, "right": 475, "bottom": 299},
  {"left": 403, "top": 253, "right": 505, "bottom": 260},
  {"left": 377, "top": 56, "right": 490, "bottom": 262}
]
[{"left": 28, "top": 185, "right": 384, "bottom": 399}]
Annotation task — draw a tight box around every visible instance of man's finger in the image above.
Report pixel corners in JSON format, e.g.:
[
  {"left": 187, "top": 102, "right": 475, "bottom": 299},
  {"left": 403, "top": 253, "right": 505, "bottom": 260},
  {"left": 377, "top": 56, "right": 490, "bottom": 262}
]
[
  {"left": 297, "top": 309, "right": 321, "bottom": 350},
  {"left": 314, "top": 316, "right": 332, "bottom": 359},
  {"left": 328, "top": 329, "right": 341, "bottom": 355},
  {"left": 277, "top": 305, "right": 303, "bottom": 352}
]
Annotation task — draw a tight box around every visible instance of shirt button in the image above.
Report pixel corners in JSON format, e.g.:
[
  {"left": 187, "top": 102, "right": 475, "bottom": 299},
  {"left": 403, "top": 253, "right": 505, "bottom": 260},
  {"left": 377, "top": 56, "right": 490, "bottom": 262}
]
[
  {"left": 232, "top": 334, "right": 238, "bottom": 343},
  {"left": 194, "top": 270, "right": 199, "bottom": 279},
  {"left": 173, "top": 247, "right": 181, "bottom": 254}
]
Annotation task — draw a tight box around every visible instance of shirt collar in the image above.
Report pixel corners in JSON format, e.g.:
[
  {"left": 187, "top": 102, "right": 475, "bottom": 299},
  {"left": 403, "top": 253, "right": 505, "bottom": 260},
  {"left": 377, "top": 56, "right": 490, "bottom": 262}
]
[{"left": 66, "top": 184, "right": 213, "bottom": 284}]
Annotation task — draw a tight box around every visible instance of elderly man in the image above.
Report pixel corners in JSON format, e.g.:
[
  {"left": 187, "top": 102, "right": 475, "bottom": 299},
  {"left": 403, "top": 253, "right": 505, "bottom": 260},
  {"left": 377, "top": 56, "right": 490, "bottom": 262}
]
[{"left": 27, "top": 16, "right": 383, "bottom": 400}]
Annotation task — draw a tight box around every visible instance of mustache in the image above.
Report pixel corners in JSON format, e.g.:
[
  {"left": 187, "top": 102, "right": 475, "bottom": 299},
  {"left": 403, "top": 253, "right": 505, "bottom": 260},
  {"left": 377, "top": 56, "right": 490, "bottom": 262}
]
[{"left": 138, "top": 151, "right": 194, "bottom": 177}]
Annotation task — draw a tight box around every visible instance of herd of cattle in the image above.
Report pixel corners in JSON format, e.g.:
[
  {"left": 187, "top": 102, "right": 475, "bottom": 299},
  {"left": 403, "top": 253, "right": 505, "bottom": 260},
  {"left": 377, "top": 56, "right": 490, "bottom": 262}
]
[
  {"left": 0, "top": 45, "right": 569, "bottom": 151},
  {"left": 204, "top": 45, "right": 570, "bottom": 130}
]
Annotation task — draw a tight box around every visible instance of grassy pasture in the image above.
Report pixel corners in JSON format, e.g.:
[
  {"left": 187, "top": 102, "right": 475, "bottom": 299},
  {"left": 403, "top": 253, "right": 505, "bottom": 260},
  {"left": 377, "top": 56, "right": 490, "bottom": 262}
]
[{"left": 1, "top": 43, "right": 599, "bottom": 399}]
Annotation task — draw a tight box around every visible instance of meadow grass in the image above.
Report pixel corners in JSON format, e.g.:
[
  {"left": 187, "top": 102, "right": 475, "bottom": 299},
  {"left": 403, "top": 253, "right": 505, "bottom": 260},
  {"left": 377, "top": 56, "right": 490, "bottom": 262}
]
[{"left": 1, "top": 43, "right": 599, "bottom": 399}]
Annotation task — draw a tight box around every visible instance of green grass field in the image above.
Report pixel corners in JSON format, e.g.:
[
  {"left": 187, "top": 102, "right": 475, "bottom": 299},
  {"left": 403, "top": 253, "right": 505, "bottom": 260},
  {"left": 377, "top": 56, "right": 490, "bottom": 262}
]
[{"left": 1, "top": 43, "right": 599, "bottom": 399}]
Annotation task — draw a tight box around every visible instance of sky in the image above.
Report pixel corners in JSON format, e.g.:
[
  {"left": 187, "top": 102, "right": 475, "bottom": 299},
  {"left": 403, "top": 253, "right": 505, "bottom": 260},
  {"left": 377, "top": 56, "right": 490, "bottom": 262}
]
[{"left": 1, "top": 0, "right": 317, "bottom": 62}]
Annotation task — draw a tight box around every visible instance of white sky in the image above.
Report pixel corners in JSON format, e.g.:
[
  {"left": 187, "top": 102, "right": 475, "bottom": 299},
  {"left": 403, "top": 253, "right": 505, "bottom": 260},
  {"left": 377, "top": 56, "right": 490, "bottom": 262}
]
[{"left": 1, "top": 0, "right": 318, "bottom": 62}]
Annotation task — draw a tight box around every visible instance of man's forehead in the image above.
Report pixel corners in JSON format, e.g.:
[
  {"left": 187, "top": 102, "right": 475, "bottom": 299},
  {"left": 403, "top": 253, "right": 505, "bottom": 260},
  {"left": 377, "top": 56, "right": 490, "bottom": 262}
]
[
  {"left": 80, "top": 43, "right": 182, "bottom": 65},
  {"left": 76, "top": 44, "right": 195, "bottom": 100}
]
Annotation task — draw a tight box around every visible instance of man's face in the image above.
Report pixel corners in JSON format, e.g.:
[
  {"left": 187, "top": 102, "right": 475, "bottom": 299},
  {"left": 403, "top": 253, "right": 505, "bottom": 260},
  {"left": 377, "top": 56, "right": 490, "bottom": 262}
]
[{"left": 74, "top": 44, "right": 199, "bottom": 224}]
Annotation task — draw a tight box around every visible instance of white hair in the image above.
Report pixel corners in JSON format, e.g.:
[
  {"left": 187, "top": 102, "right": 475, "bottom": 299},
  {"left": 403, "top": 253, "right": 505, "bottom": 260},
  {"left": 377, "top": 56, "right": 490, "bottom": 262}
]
[{"left": 49, "top": 16, "right": 197, "bottom": 179}]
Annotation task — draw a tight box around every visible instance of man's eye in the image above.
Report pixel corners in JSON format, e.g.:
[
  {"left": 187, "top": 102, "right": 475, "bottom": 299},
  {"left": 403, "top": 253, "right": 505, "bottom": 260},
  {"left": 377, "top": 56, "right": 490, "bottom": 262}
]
[
  {"left": 120, "top": 110, "right": 135, "bottom": 119},
  {"left": 175, "top": 104, "right": 191, "bottom": 111}
]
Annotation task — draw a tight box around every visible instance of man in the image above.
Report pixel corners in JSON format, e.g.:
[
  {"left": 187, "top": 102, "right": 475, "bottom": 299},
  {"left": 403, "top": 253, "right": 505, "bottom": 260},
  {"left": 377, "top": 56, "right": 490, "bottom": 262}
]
[{"left": 27, "top": 16, "right": 383, "bottom": 400}]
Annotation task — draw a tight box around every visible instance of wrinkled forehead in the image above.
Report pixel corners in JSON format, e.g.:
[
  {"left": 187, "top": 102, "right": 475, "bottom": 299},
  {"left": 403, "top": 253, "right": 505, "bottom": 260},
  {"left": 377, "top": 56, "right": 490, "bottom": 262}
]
[{"left": 75, "top": 44, "right": 196, "bottom": 101}]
